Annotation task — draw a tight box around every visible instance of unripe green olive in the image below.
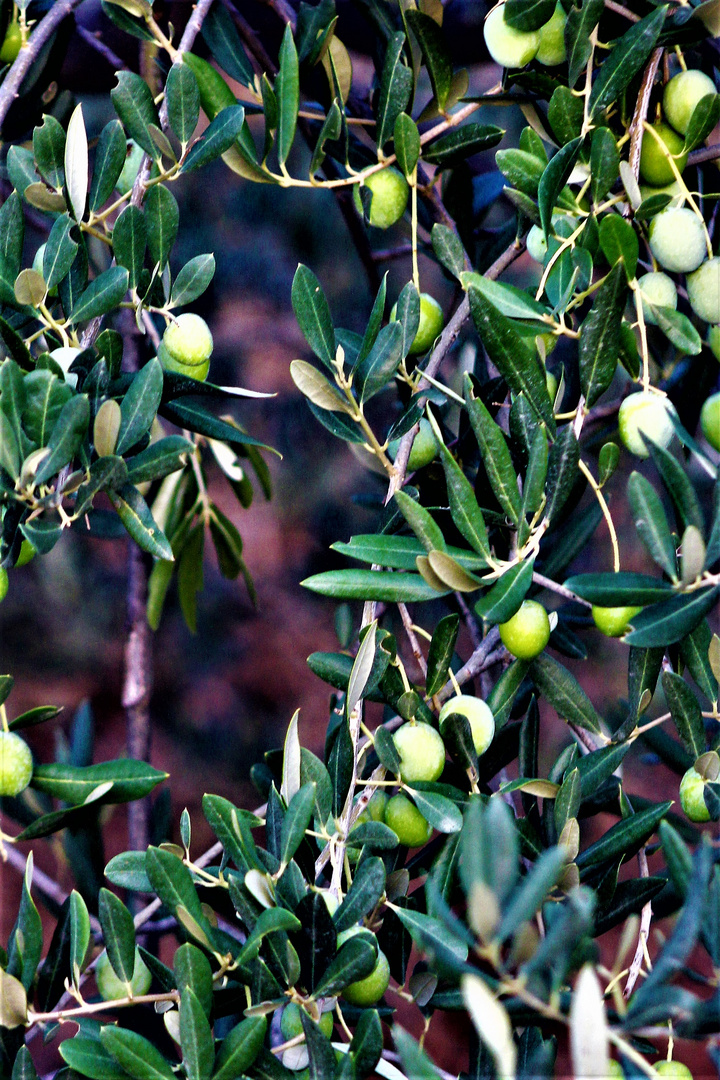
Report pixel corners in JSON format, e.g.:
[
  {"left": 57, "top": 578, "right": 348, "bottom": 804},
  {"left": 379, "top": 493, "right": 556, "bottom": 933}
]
[
  {"left": 648, "top": 208, "right": 706, "bottom": 274},
  {"left": 663, "top": 69, "right": 717, "bottom": 136},
  {"left": 707, "top": 325, "right": 720, "bottom": 362},
  {"left": 591, "top": 605, "right": 643, "bottom": 638},
  {"left": 606, "top": 1062, "right": 624, "bottom": 1079},
  {"left": 536, "top": 3, "right": 567, "bottom": 66},
  {"left": 639, "top": 180, "right": 684, "bottom": 207},
  {"left": 526, "top": 225, "right": 548, "bottom": 263},
  {"left": 438, "top": 694, "right": 495, "bottom": 756},
  {"left": 408, "top": 294, "right": 444, "bottom": 355},
  {"left": 342, "top": 947, "right": 390, "bottom": 1006},
  {"left": 618, "top": 391, "right": 675, "bottom": 458},
  {"left": 353, "top": 168, "right": 408, "bottom": 229},
  {"left": 679, "top": 766, "right": 711, "bottom": 823},
  {"left": 388, "top": 418, "right": 439, "bottom": 471},
  {"left": 0, "top": 21, "right": 21, "bottom": 64},
  {"left": 0, "top": 731, "right": 33, "bottom": 797},
  {"left": 654, "top": 1062, "right": 693, "bottom": 1079},
  {"left": 686, "top": 256, "right": 720, "bottom": 324},
  {"left": 15, "top": 541, "right": 36, "bottom": 568},
  {"left": 700, "top": 392, "right": 720, "bottom": 452},
  {"left": 384, "top": 793, "right": 432, "bottom": 847},
  {"left": 637, "top": 272, "right": 677, "bottom": 325},
  {"left": 498, "top": 600, "right": 551, "bottom": 660},
  {"left": 0, "top": 568, "right": 7, "bottom": 603},
  {"left": 392, "top": 720, "right": 445, "bottom": 783},
  {"left": 281, "top": 1001, "right": 334, "bottom": 1041},
  {"left": 546, "top": 369, "right": 558, "bottom": 405},
  {"left": 160, "top": 314, "right": 213, "bottom": 381},
  {"left": 483, "top": 5, "right": 540, "bottom": 68},
  {"left": 96, "top": 948, "right": 152, "bottom": 1000},
  {"left": 639, "top": 121, "right": 687, "bottom": 187}
]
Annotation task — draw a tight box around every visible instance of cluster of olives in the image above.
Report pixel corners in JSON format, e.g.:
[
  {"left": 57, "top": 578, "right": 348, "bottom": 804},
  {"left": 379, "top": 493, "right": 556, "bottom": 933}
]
[{"left": 483, "top": 2, "right": 568, "bottom": 69}]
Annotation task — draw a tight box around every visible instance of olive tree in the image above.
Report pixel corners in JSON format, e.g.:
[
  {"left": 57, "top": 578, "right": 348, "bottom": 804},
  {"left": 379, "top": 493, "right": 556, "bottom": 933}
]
[{"left": 1, "top": 0, "right": 720, "bottom": 1077}]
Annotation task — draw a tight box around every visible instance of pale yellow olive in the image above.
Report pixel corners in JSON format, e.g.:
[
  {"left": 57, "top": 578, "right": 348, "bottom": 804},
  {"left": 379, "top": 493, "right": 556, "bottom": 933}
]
[
  {"left": 637, "top": 272, "right": 677, "bottom": 325},
  {"left": 438, "top": 695, "right": 495, "bottom": 756},
  {"left": 392, "top": 721, "right": 445, "bottom": 783},
  {"left": 648, "top": 208, "right": 706, "bottom": 274},
  {"left": 664, "top": 69, "right": 717, "bottom": 136},
  {"left": 618, "top": 391, "right": 675, "bottom": 458},
  {"left": 536, "top": 3, "right": 567, "bottom": 66},
  {"left": 483, "top": 5, "right": 540, "bottom": 68},
  {"left": 686, "top": 257, "right": 720, "bottom": 324}
]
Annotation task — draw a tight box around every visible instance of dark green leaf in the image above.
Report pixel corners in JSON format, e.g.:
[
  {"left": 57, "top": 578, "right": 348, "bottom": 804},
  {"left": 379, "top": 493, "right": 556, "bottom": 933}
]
[
  {"left": 376, "top": 32, "right": 412, "bottom": 149},
  {"left": 544, "top": 425, "right": 580, "bottom": 523},
  {"left": 34, "top": 395, "right": 90, "bottom": 485},
  {"left": 467, "top": 291, "right": 554, "bottom": 428},
  {"left": 200, "top": 3, "right": 254, "bottom": 88},
  {"left": 423, "top": 124, "right": 504, "bottom": 169},
  {"left": 334, "top": 857, "right": 386, "bottom": 932},
  {"left": 530, "top": 653, "right": 602, "bottom": 733},
  {"left": 108, "top": 483, "right": 174, "bottom": 560},
  {"left": 126, "top": 435, "right": 193, "bottom": 484},
  {"left": 590, "top": 127, "right": 620, "bottom": 204},
  {"left": 566, "top": 0, "right": 604, "bottom": 87},
  {"left": 588, "top": 7, "right": 666, "bottom": 120},
  {"left": 167, "top": 62, "right": 200, "bottom": 145},
  {"left": 32, "top": 759, "right": 168, "bottom": 804},
  {"left": 464, "top": 376, "right": 522, "bottom": 522},
  {"left": 563, "top": 571, "right": 674, "bottom": 605},
  {"left": 182, "top": 105, "right": 246, "bottom": 172},
  {"left": 101, "top": 1027, "right": 176, "bottom": 1080},
  {"left": 497, "top": 846, "right": 567, "bottom": 942},
  {"left": 313, "top": 937, "right": 377, "bottom": 998},
  {"left": 275, "top": 25, "right": 299, "bottom": 167},
  {"left": 475, "top": 559, "right": 534, "bottom": 625},
  {"left": 280, "top": 782, "right": 315, "bottom": 866},
  {"left": 356, "top": 321, "right": 403, "bottom": 401},
  {"left": 113, "top": 205, "right": 146, "bottom": 289},
  {"left": 431, "top": 224, "right": 465, "bottom": 280},
  {"left": 684, "top": 92, "right": 720, "bottom": 153},
  {"left": 180, "top": 987, "right": 214, "bottom": 1080},
  {"left": 576, "top": 800, "right": 672, "bottom": 868},
  {"left": 426, "top": 614, "right": 460, "bottom": 697},
  {"left": 111, "top": 72, "right": 161, "bottom": 157},
  {"left": 98, "top": 888, "right": 136, "bottom": 984},
  {"left": 89, "top": 120, "right": 127, "bottom": 212},
  {"left": 439, "top": 444, "right": 491, "bottom": 561},
  {"left": 116, "top": 358, "right": 163, "bottom": 455},
  {"left": 405, "top": 10, "right": 452, "bottom": 110},
  {"left": 291, "top": 264, "right": 335, "bottom": 369},
  {"left": 539, "top": 137, "right": 583, "bottom": 240},
  {"left": 394, "top": 112, "right": 420, "bottom": 178},
  {"left": 626, "top": 587, "right": 720, "bottom": 648},
  {"left": 213, "top": 1017, "right": 266, "bottom": 1080},
  {"left": 34, "top": 115, "right": 66, "bottom": 189},
  {"left": 43, "top": 214, "right": 78, "bottom": 290},
  {"left": 60, "top": 1037, "right": 132, "bottom": 1080},
  {"left": 170, "top": 252, "right": 215, "bottom": 307},
  {"left": 662, "top": 672, "right": 706, "bottom": 759},
  {"left": 627, "top": 471, "right": 678, "bottom": 579},
  {"left": 578, "top": 264, "right": 625, "bottom": 406},
  {"left": 70, "top": 266, "right": 129, "bottom": 324}
]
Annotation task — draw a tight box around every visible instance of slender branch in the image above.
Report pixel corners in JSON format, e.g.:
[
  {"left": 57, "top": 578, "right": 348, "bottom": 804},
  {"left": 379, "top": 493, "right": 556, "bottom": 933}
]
[
  {"left": 627, "top": 49, "right": 663, "bottom": 185},
  {"left": 533, "top": 571, "right": 592, "bottom": 609},
  {"left": 123, "top": 543, "right": 153, "bottom": 853},
  {"left": 604, "top": 0, "right": 640, "bottom": 21},
  {"left": 0, "top": 0, "right": 86, "bottom": 129},
  {"left": 2, "top": 847, "right": 101, "bottom": 933},
  {"left": 75, "top": 24, "right": 128, "bottom": 70},
  {"left": 436, "top": 628, "right": 502, "bottom": 703},
  {"left": 688, "top": 142, "right": 720, "bottom": 167},
  {"left": 625, "top": 847, "right": 652, "bottom": 999},
  {"left": 397, "top": 603, "right": 427, "bottom": 679}
]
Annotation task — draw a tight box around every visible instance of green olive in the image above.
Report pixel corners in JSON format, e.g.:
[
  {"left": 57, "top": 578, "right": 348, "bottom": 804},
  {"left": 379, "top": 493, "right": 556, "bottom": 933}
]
[
  {"left": 639, "top": 121, "right": 687, "bottom": 187},
  {"left": 353, "top": 168, "right": 409, "bottom": 229},
  {"left": 663, "top": 69, "right": 717, "bottom": 136},
  {"left": 637, "top": 272, "right": 677, "bottom": 325},
  {"left": 159, "top": 314, "right": 213, "bottom": 381},
  {"left": 700, "top": 392, "right": 720, "bottom": 452},
  {"left": 384, "top": 793, "right": 432, "bottom": 847},
  {"left": 679, "top": 766, "right": 711, "bottom": 823},
  {"left": 388, "top": 418, "right": 439, "bottom": 471},
  {"left": 392, "top": 721, "right": 445, "bottom": 783},
  {"left": 0, "top": 21, "right": 21, "bottom": 64},
  {"left": 591, "top": 605, "right": 642, "bottom": 638},
  {"left": 483, "top": 5, "right": 540, "bottom": 68},
  {"left": 618, "top": 391, "right": 675, "bottom": 458},
  {"left": 648, "top": 208, "right": 706, "bottom": 274},
  {"left": 438, "top": 694, "right": 495, "bottom": 756},
  {"left": 0, "top": 731, "right": 33, "bottom": 797},
  {"left": 96, "top": 948, "right": 152, "bottom": 1000},
  {"left": 281, "top": 1001, "right": 333, "bottom": 1041},
  {"left": 498, "top": 600, "right": 551, "bottom": 660},
  {"left": 342, "top": 948, "right": 390, "bottom": 1006},
  {"left": 536, "top": 3, "right": 567, "bottom": 66},
  {"left": 686, "top": 257, "right": 720, "bottom": 324}
]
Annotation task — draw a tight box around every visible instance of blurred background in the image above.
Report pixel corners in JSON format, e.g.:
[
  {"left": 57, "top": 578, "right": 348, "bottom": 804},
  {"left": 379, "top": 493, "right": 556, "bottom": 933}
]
[{"left": 1, "top": 1, "right": 719, "bottom": 1072}]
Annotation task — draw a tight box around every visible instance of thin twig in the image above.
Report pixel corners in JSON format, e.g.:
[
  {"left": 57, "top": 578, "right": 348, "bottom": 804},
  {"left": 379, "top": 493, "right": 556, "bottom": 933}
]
[
  {"left": 627, "top": 49, "right": 663, "bottom": 185},
  {"left": 75, "top": 24, "right": 128, "bottom": 70},
  {"left": 2, "top": 847, "right": 101, "bottom": 933},
  {"left": 0, "top": 0, "right": 86, "bottom": 128},
  {"left": 436, "top": 628, "right": 502, "bottom": 703},
  {"left": 397, "top": 603, "right": 428, "bottom": 678},
  {"left": 455, "top": 592, "right": 483, "bottom": 651},
  {"left": 532, "top": 571, "right": 592, "bottom": 608},
  {"left": 604, "top": 0, "right": 640, "bottom": 22},
  {"left": 625, "top": 846, "right": 652, "bottom": 999}
]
